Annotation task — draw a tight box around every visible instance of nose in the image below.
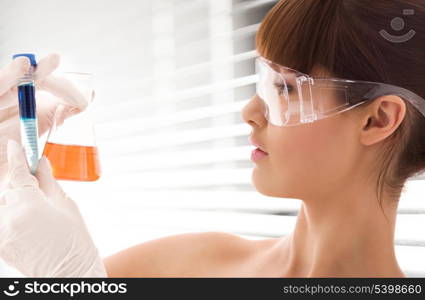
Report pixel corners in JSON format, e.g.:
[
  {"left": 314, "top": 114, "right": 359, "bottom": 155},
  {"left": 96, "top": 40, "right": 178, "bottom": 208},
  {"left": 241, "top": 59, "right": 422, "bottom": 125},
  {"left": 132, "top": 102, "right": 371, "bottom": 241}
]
[{"left": 241, "top": 94, "right": 268, "bottom": 128}]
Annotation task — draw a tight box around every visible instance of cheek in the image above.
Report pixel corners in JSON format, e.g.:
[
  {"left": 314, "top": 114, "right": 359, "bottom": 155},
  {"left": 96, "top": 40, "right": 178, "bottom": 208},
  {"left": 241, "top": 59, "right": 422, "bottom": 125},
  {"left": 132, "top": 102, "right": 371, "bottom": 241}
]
[
  {"left": 264, "top": 120, "right": 353, "bottom": 197},
  {"left": 270, "top": 129, "right": 327, "bottom": 180}
]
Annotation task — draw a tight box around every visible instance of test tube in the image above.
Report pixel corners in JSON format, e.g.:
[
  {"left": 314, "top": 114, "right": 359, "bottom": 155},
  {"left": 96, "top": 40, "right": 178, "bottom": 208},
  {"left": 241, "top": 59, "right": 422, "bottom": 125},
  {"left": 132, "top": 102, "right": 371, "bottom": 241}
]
[{"left": 12, "top": 53, "right": 39, "bottom": 174}]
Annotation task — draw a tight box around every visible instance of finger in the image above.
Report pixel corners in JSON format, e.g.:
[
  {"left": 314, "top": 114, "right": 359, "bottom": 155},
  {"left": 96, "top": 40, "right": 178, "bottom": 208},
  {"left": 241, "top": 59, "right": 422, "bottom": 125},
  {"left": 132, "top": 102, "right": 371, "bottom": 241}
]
[
  {"left": 7, "top": 139, "right": 38, "bottom": 189},
  {"left": 0, "top": 136, "right": 12, "bottom": 189},
  {"left": 36, "top": 95, "right": 80, "bottom": 136},
  {"left": 33, "top": 53, "right": 60, "bottom": 83},
  {"left": 35, "top": 92, "right": 57, "bottom": 136},
  {"left": 35, "top": 156, "right": 60, "bottom": 200},
  {"left": 37, "top": 75, "right": 89, "bottom": 111},
  {"left": 0, "top": 189, "right": 7, "bottom": 206},
  {"left": 35, "top": 53, "right": 88, "bottom": 111},
  {"left": 0, "top": 56, "right": 31, "bottom": 96},
  {"left": 36, "top": 156, "right": 80, "bottom": 214}
]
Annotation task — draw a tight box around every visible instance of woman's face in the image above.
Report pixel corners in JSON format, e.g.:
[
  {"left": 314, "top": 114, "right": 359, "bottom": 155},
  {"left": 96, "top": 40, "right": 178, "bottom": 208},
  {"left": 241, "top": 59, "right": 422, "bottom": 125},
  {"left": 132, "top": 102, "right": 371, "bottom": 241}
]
[{"left": 241, "top": 92, "right": 361, "bottom": 200}]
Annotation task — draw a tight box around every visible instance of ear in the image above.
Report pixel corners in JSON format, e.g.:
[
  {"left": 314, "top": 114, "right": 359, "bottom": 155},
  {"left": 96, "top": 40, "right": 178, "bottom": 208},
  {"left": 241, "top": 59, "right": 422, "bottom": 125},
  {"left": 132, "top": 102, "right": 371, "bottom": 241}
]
[{"left": 359, "top": 95, "right": 406, "bottom": 146}]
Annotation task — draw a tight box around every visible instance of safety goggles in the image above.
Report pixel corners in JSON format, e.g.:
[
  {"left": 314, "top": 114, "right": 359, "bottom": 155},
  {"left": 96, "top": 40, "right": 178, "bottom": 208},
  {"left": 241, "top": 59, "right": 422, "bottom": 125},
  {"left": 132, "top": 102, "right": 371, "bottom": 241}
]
[{"left": 255, "top": 56, "right": 425, "bottom": 126}]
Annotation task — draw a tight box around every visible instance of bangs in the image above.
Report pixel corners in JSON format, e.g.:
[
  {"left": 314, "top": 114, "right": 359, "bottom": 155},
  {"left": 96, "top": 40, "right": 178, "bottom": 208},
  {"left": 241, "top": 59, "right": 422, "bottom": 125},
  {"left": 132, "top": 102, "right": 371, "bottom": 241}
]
[{"left": 255, "top": 0, "right": 343, "bottom": 76}]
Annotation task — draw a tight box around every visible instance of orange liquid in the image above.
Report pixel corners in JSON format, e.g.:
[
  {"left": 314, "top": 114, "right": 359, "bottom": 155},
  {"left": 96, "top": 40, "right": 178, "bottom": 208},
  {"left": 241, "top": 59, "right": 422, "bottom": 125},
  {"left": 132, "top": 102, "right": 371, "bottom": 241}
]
[{"left": 42, "top": 142, "right": 101, "bottom": 181}]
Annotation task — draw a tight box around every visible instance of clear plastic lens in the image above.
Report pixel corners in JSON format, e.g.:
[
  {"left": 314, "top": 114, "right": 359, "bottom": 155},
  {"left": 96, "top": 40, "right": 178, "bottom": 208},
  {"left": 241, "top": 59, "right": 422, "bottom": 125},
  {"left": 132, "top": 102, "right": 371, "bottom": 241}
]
[
  {"left": 256, "top": 58, "right": 354, "bottom": 126},
  {"left": 256, "top": 58, "right": 304, "bottom": 126}
]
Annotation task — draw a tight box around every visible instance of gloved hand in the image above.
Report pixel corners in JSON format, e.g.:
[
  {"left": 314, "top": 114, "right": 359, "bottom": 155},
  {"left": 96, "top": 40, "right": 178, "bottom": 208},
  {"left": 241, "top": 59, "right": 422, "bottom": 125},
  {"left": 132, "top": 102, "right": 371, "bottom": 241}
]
[
  {"left": 0, "top": 54, "right": 90, "bottom": 187},
  {"left": 0, "top": 139, "right": 106, "bottom": 277}
]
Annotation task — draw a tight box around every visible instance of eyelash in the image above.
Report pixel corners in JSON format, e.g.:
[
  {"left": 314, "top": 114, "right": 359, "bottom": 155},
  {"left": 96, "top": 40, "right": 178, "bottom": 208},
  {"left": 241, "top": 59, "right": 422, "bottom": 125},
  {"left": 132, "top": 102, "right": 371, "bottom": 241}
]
[{"left": 274, "top": 83, "right": 294, "bottom": 94}]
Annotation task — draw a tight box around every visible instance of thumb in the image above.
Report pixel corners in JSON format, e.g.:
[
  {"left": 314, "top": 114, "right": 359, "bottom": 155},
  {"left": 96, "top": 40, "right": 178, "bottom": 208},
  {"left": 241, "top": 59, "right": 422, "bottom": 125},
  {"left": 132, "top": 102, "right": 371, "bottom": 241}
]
[
  {"left": 36, "top": 156, "right": 80, "bottom": 214},
  {"left": 7, "top": 139, "right": 38, "bottom": 189},
  {"left": 0, "top": 56, "right": 30, "bottom": 97},
  {"left": 35, "top": 156, "right": 61, "bottom": 199}
]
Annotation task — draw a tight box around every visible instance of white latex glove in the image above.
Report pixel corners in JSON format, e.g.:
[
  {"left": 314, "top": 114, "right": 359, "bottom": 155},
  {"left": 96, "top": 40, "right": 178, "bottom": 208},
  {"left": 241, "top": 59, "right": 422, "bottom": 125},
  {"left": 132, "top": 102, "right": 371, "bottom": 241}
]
[
  {"left": 0, "top": 54, "right": 89, "bottom": 186},
  {"left": 0, "top": 139, "right": 106, "bottom": 277}
]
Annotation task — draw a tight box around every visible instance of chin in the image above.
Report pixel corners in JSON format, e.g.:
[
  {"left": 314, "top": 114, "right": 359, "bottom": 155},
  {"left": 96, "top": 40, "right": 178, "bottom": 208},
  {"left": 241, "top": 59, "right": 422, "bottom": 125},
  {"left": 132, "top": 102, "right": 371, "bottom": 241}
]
[
  {"left": 251, "top": 168, "right": 300, "bottom": 199},
  {"left": 252, "top": 170, "right": 282, "bottom": 197}
]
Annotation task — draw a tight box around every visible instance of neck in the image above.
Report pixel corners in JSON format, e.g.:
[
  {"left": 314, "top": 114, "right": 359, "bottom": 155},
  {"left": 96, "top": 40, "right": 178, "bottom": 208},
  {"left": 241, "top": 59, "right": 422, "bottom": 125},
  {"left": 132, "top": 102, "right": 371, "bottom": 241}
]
[{"left": 275, "top": 183, "right": 404, "bottom": 277}]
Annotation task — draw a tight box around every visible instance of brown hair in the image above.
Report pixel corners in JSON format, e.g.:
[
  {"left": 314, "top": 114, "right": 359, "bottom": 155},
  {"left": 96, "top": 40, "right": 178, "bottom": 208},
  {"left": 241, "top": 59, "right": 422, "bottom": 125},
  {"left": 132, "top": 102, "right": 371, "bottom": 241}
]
[{"left": 256, "top": 0, "right": 425, "bottom": 213}]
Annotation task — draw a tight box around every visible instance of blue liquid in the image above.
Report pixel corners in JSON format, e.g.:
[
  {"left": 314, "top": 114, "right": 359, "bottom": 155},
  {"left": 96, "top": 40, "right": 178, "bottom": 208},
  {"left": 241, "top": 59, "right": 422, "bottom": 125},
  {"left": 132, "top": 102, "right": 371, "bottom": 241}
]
[
  {"left": 18, "top": 83, "right": 39, "bottom": 174},
  {"left": 18, "top": 84, "right": 36, "bottom": 118}
]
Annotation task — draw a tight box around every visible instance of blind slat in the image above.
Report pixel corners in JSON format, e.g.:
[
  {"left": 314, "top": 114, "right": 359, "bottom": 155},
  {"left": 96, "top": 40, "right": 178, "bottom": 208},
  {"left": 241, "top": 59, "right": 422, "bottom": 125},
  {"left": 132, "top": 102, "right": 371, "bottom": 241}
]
[
  {"left": 99, "top": 74, "right": 257, "bottom": 114},
  {"left": 122, "top": 50, "right": 257, "bottom": 88},
  {"left": 97, "top": 123, "right": 248, "bottom": 151},
  {"left": 102, "top": 146, "right": 251, "bottom": 170},
  {"left": 95, "top": 100, "right": 247, "bottom": 134}
]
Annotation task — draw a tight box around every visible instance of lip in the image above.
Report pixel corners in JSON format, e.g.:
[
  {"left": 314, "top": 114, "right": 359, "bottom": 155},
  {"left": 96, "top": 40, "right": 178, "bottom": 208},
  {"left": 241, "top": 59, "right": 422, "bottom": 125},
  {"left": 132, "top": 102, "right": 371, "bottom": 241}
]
[
  {"left": 249, "top": 136, "right": 269, "bottom": 162},
  {"left": 248, "top": 136, "right": 268, "bottom": 154},
  {"left": 251, "top": 148, "right": 268, "bottom": 162}
]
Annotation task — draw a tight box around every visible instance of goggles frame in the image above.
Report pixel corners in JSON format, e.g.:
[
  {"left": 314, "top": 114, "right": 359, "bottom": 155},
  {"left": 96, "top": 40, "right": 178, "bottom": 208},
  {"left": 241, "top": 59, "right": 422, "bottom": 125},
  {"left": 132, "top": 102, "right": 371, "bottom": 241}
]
[{"left": 256, "top": 56, "right": 425, "bottom": 126}]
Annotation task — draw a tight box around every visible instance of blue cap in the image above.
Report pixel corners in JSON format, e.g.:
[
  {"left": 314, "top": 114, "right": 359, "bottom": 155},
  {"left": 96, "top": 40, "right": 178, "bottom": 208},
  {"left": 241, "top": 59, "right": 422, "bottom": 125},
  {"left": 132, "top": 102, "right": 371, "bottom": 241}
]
[{"left": 12, "top": 53, "right": 37, "bottom": 66}]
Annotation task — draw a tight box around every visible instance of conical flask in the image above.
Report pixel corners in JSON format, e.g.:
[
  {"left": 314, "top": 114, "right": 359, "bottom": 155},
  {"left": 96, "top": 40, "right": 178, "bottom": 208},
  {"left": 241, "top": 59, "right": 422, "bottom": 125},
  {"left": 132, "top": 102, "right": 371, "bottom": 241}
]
[{"left": 42, "top": 72, "right": 101, "bottom": 181}]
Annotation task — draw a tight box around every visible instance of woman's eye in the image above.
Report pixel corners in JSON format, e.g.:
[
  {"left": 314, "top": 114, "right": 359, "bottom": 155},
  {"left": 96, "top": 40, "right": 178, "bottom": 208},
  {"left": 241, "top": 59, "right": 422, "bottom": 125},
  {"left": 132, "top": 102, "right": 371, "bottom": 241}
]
[
  {"left": 274, "top": 83, "right": 294, "bottom": 94},
  {"left": 287, "top": 84, "right": 294, "bottom": 93}
]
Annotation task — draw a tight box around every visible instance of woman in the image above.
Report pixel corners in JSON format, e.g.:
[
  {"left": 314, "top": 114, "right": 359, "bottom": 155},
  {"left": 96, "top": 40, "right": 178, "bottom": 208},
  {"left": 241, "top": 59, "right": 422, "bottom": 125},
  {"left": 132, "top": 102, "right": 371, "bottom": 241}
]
[{"left": 1, "top": 0, "right": 424, "bottom": 277}]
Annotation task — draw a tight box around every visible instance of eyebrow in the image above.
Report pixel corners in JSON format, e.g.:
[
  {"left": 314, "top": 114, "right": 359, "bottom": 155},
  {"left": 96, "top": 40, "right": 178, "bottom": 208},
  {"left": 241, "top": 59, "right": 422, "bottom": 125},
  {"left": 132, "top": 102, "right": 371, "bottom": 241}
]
[{"left": 269, "top": 62, "right": 298, "bottom": 76}]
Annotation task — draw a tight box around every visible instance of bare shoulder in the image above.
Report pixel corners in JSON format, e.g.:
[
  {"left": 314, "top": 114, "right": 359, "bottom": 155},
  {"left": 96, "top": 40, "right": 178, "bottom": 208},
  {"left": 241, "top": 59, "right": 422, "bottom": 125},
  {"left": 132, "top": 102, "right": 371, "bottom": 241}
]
[{"left": 104, "top": 231, "right": 263, "bottom": 277}]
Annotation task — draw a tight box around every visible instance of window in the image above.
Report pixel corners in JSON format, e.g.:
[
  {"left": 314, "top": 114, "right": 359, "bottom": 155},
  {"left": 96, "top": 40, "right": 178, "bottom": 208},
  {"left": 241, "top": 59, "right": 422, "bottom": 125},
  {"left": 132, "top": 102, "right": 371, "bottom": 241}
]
[{"left": 0, "top": 0, "right": 424, "bottom": 277}]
